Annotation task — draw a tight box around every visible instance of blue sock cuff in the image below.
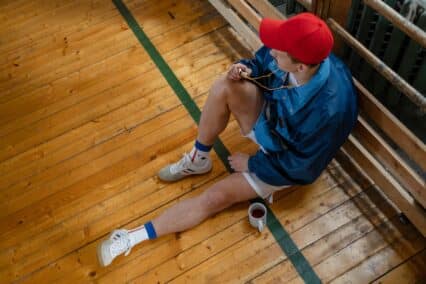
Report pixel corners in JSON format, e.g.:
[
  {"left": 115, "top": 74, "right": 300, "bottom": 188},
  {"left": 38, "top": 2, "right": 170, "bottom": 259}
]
[
  {"left": 144, "top": 221, "right": 157, "bottom": 239},
  {"left": 195, "top": 140, "right": 213, "bottom": 152}
]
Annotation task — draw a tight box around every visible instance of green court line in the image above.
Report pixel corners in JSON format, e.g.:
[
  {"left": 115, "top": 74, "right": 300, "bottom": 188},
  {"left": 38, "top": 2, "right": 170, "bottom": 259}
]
[{"left": 113, "top": 1, "right": 321, "bottom": 283}]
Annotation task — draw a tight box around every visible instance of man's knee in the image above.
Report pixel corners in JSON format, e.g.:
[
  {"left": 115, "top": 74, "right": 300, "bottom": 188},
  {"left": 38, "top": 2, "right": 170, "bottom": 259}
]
[
  {"left": 209, "top": 74, "right": 231, "bottom": 100},
  {"left": 209, "top": 74, "right": 257, "bottom": 102},
  {"left": 201, "top": 187, "right": 234, "bottom": 214}
]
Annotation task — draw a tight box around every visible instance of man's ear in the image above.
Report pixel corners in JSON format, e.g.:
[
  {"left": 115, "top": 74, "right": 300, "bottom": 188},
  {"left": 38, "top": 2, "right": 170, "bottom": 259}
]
[{"left": 297, "top": 63, "right": 306, "bottom": 73}]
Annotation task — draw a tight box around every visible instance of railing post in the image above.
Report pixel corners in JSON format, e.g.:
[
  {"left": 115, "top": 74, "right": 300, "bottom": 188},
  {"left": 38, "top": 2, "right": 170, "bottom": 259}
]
[{"left": 312, "top": 0, "right": 353, "bottom": 56}]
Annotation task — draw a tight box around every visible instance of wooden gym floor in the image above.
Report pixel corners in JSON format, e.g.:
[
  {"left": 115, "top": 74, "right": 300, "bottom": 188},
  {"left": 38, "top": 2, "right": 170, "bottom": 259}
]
[{"left": 0, "top": 0, "right": 425, "bottom": 283}]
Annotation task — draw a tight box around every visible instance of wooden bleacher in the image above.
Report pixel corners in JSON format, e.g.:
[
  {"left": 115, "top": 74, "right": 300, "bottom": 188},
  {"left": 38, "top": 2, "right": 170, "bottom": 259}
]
[{"left": 0, "top": 0, "right": 424, "bottom": 283}]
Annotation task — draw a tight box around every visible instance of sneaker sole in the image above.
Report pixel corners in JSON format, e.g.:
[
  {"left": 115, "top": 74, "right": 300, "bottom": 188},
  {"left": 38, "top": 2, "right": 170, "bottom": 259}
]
[
  {"left": 158, "top": 166, "right": 212, "bottom": 182},
  {"left": 97, "top": 242, "right": 108, "bottom": 267}
]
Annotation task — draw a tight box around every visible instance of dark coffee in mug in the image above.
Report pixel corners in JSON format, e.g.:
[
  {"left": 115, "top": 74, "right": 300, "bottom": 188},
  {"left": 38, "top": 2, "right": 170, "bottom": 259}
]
[{"left": 251, "top": 208, "right": 265, "bottom": 218}]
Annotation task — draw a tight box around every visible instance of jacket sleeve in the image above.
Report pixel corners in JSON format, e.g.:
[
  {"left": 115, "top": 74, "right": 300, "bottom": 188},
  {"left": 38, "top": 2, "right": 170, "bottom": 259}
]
[{"left": 238, "top": 46, "right": 271, "bottom": 77}]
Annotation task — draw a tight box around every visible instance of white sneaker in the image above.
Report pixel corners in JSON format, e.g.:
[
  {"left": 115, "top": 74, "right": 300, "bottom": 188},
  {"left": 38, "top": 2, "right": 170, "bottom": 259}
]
[
  {"left": 158, "top": 153, "right": 212, "bottom": 182},
  {"left": 97, "top": 229, "right": 133, "bottom": 267}
]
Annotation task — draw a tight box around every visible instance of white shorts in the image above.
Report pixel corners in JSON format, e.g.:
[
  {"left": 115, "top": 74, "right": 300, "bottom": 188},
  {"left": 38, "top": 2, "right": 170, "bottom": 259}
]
[{"left": 242, "top": 130, "right": 290, "bottom": 200}]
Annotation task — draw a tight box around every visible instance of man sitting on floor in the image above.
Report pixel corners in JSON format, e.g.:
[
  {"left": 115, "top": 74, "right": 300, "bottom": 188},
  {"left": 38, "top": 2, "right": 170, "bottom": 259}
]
[{"left": 97, "top": 12, "right": 358, "bottom": 267}]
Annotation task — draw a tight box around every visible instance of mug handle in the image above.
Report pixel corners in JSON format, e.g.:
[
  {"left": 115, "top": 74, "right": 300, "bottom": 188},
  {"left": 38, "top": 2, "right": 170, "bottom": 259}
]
[{"left": 257, "top": 220, "right": 264, "bottom": 232}]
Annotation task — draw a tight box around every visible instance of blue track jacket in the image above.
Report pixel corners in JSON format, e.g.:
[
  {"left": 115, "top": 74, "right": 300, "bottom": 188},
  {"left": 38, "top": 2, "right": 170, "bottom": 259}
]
[{"left": 239, "top": 46, "right": 358, "bottom": 186}]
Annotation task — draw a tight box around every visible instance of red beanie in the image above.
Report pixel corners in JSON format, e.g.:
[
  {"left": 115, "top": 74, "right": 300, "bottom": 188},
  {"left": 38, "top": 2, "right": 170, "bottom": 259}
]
[{"left": 259, "top": 13, "right": 334, "bottom": 65}]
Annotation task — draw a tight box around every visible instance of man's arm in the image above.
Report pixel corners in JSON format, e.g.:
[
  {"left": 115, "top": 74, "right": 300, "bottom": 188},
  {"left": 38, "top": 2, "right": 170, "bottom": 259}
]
[{"left": 237, "top": 46, "right": 271, "bottom": 77}]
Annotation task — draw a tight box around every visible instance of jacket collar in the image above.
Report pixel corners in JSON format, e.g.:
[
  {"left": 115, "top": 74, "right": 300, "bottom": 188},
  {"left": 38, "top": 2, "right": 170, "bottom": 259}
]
[{"left": 272, "top": 57, "right": 330, "bottom": 115}]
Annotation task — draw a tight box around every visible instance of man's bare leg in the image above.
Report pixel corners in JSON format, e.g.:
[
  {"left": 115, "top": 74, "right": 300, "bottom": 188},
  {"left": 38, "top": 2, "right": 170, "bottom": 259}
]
[
  {"left": 98, "top": 76, "right": 263, "bottom": 266},
  {"left": 197, "top": 74, "right": 263, "bottom": 145},
  {"left": 158, "top": 75, "right": 263, "bottom": 181},
  {"left": 151, "top": 76, "right": 263, "bottom": 234},
  {"left": 152, "top": 173, "right": 258, "bottom": 236},
  {"left": 153, "top": 76, "right": 263, "bottom": 235}
]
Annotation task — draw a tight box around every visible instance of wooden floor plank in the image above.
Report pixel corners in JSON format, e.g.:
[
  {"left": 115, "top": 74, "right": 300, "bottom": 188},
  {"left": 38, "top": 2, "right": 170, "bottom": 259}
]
[
  {"left": 0, "top": 73, "right": 175, "bottom": 183},
  {"left": 300, "top": 215, "right": 424, "bottom": 283},
  {"left": 150, "top": 172, "right": 349, "bottom": 283},
  {"left": 0, "top": 61, "right": 231, "bottom": 252},
  {"left": 0, "top": 124, "right": 226, "bottom": 282},
  {"left": 0, "top": 108, "right": 192, "bottom": 244},
  {"left": 55, "top": 139, "right": 253, "bottom": 280},
  {"left": 0, "top": 10, "right": 225, "bottom": 131},
  {"left": 0, "top": 0, "right": 31, "bottom": 11},
  {"left": 0, "top": 0, "right": 150, "bottom": 65},
  {"left": 0, "top": 5, "right": 236, "bottom": 278},
  {"left": 221, "top": 187, "right": 387, "bottom": 284},
  {"left": 371, "top": 249, "right": 426, "bottom": 284},
  {"left": 330, "top": 230, "right": 425, "bottom": 283},
  {"left": 250, "top": 186, "right": 399, "bottom": 283},
  {"left": 13, "top": 122, "right": 250, "bottom": 283},
  {"left": 135, "top": 186, "right": 350, "bottom": 283},
  {"left": 0, "top": 34, "right": 229, "bottom": 189},
  {"left": 0, "top": 75, "right": 177, "bottom": 190},
  {"left": 2, "top": 156, "right": 223, "bottom": 283},
  {"left": 1, "top": 15, "right": 136, "bottom": 99},
  {"left": 0, "top": 48, "right": 227, "bottom": 202},
  {"left": 0, "top": 0, "right": 59, "bottom": 31},
  {"left": 269, "top": 166, "right": 369, "bottom": 234},
  {"left": 0, "top": 94, "right": 205, "bottom": 230},
  {"left": 0, "top": 117, "right": 196, "bottom": 252},
  {"left": 0, "top": 44, "right": 147, "bottom": 130},
  {"left": 0, "top": 0, "right": 201, "bottom": 94},
  {"left": 0, "top": 0, "right": 212, "bottom": 104},
  {"left": 2, "top": 1, "right": 424, "bottom": 283},
  {"left": 0, "top": 11, "right": 225, "bottom": 163},
  {"left": 0, "top": 0, "right": 75, "bottom": 33},
  {"left": 0, "top": 12, "right": 238, "bottom": 280},
  {"left": 0, "top": 0, "right": 206, "bottom": 76},
  {"left": 63, "top": 177, "right": 232, "bottom": 284}
]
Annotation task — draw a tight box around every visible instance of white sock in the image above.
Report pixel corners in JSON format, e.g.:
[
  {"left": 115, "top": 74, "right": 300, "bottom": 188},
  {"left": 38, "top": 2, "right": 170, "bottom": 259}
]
[
  {"left": 128, "top": 225, "right": 149, "bottom": 246},
  {"left": 189, "top": 147, "right": 210, "bottom": 163}
]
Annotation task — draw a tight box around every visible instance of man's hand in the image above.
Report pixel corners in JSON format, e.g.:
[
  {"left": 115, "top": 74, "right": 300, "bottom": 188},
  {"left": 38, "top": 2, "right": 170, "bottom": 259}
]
[
  {"left": 228, "top": 152, "right": 250, "bottom": 172},
  {"left": 227, "top": 63, "right": 252, "bottom": 81}
]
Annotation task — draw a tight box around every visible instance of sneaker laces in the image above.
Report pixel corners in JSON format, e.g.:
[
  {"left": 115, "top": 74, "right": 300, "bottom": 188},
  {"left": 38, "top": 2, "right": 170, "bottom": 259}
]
[
  {"left": 170, "top": 153, "right": 192, "bottom": 175},
  {"left": 109, "top": 230, "right": 132, "bottom": 257}
]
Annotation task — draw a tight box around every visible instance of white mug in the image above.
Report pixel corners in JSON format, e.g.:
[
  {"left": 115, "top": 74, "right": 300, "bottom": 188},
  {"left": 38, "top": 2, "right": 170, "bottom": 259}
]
[{"left": 248, "top": 202, "right": 267, "bottom": 232}]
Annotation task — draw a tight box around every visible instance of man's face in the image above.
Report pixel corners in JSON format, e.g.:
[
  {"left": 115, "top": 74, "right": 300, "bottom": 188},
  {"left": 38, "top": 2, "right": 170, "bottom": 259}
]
[{"left": 269, "top": 49, "right": 299, "bottom": 73}]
